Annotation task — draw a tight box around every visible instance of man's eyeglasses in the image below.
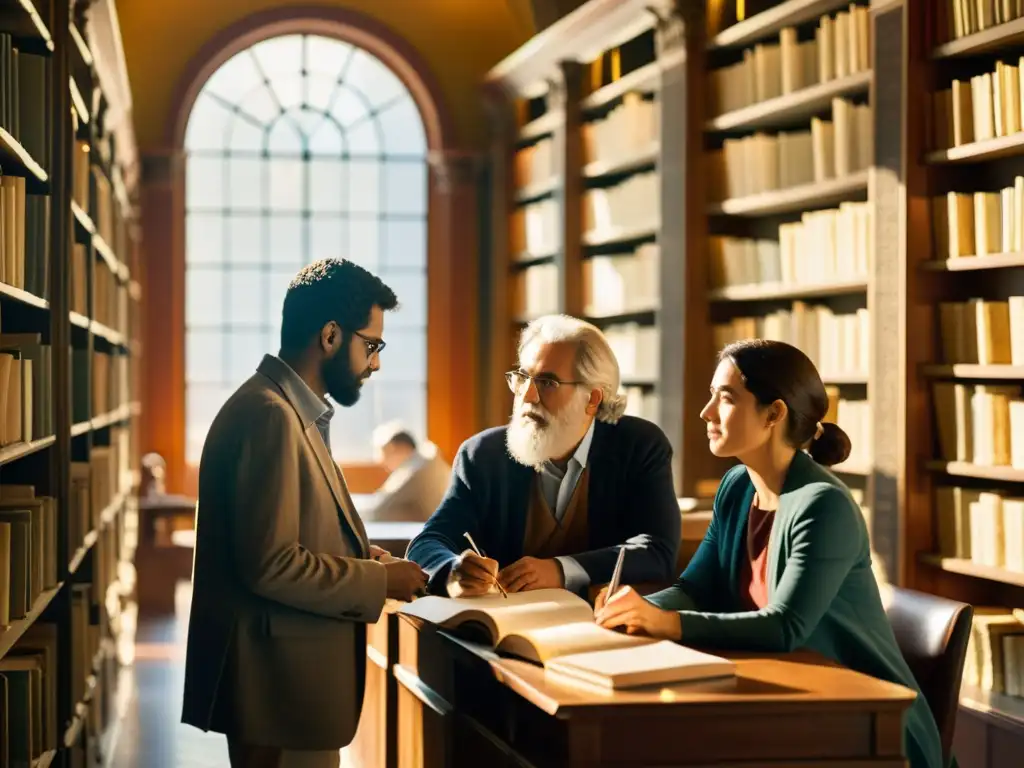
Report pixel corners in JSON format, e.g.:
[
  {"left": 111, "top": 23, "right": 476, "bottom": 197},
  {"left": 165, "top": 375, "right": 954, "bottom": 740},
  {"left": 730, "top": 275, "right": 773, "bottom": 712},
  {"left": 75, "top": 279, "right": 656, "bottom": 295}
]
[
  {"left": 504, "top": 370, "right": 584, "bottom": 395},
  {"left": 354, "top": 331, "right": 386, "bottom": 356}
]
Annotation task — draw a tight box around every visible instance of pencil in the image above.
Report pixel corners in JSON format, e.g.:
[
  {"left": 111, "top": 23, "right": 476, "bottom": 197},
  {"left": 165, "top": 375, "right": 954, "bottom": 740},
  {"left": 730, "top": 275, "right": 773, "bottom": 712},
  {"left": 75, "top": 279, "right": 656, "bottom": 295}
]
[
  {"left": 607, "top": 546, "right": 626, "bottom": 599},
  {"left": 463, "top": 532, "right": 508, "bottom": 598}
]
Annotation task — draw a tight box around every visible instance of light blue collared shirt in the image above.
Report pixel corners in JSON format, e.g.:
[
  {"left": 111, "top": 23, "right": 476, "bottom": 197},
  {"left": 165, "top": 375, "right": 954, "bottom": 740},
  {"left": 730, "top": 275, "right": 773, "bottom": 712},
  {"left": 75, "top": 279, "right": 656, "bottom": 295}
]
[
  {"left": 538, "top": 418, "right": 596, "bottom": 592},
  {"left": 258, "top": 354, "right": 335, "bottom": 454}
]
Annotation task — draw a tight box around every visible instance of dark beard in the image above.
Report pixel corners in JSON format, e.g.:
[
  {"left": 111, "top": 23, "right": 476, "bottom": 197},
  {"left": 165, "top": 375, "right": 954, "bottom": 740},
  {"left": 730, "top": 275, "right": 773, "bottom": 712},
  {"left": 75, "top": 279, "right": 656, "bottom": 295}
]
[{"left": 322, "top": 336, "right": 369, "bottom": 406}]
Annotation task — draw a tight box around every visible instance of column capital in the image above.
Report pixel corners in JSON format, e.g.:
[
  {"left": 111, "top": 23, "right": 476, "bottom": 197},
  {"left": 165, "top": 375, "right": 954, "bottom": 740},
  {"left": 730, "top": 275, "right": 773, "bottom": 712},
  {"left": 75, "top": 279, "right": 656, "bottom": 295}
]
[{"left": 427, "top": 149, "right": 484, "bottom": 193}]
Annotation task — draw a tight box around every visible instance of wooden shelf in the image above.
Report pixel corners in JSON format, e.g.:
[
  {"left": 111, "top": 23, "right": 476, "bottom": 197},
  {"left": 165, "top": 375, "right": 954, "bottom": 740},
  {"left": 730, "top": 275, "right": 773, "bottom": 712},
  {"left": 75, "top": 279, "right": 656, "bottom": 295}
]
[
  {"left": 581, "top": 61, "right": 660, "bottom": 111},
  {"left": 91, "top": 320, "right": 126, "bottom": 347},
  {"left": 708, "top": 0, "right": 853, "bottom": 50},
  {"left": 511, "top": 251, "right": 557, "bottom": 268},
  {"left": 69, "top": 311, "right": 90, "bottom": 330},
  {"left": 932, "top": 18, "right": 1024, "bottom": 59},
  {"left": 0, "top": 127, "right": 48, "bottom": 191},
  {"left": 926, "top": 460, "right": 1024, "bottom": 484},
  {"left": 921, "top": 252, "right": 1024, "bottom": 272},
  {"left": 921, "top": 555, "right": 1024, "bottom": 588},
  {"left": 93, "top": 234, "right": 122, "bottom": 276},
  {"left": 709, "top": 278, "right": 867, "bottom": 302},
  {"left": 583, "top": 144, "right": 658, "bottom": 179},
  {"left": 706, "top": 71, "right": 871, "bottom": 133},
  {"left": 0, "top": 281, "right": 48, "bottom": 310},
  {"left": 69, "top": 77, "right": 90, "bottom": 124},
  {"left": 921, "top": 364, "right": 1024, "bottom": 380},
  {"left": 708, "top": 171, "right": 868, "bottom": 216},
  {"left": 69, "top": 530, "right": 98, "bottom": 575},
  {"left": 71, "top": 201, "right": 94, "bottom": 234},
  {"left": 0, "top": 0, "right": 53, "bottom": 54},
  {"left": 69, "top": 22, "right": 93, "bottom": 65},
  {"left": 582, "top": 222, "right": 658, "bottom": 247},
  {"left": 0, "top": 435, "right": 55, "bottom": 467},
  {"left": 514, "top": 178, "right": 557, "bottom": 204},
  {"left": 927, "top": 132, "right": 1024, "bottom": 164},
  {"left": 821, "top": 373, "right": 869, "bottom": 386},
  {"left": 959, "top": 683, "right": 1024, "bottom": 735},
  {"left": 32, "top": 749, "right": 56, "bottom": 768},
  {"left": 518, "top": 113, "right": 559, "bottom": 143},
  {"left": 0, "top": 583, "right": 63, "bottom": 659}
]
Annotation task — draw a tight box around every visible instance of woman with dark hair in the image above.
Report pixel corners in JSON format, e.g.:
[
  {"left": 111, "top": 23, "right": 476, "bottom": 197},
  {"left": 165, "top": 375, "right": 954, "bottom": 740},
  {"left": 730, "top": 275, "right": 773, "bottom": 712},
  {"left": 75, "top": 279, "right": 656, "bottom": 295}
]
[{"left": 593, "top": 339, "right": 943, "bottom": 768}]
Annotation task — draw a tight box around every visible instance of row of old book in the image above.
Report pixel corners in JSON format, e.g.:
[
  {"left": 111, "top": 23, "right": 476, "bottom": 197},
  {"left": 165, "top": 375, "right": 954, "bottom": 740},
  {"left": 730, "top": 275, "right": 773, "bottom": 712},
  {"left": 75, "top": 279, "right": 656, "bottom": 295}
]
[
  {"left": 0, "top": 435, "right": 128, "bottom": 628},
  {"left": 933, "top": 182, "right": 1024, "bottom": 261},
  {"left": 708, "top": 99, "right": 872, "bottom": 201},
  {"left": 513, "top": 92, "right": 659, "bottom": 193},
  {"left": 70, "top": 241, "right": 130, "bottom": 333},
  {"left": 933, "top": 59, "right": 1024, "bottom": 150},
  {"left": 709, "top": 4, "right": 872, "bottom": 116},
  {"left": 941, "top": 0, "right": 1024, "bottom": 42},
  {"left": 0, "top": 177, "right": 51, "bottom": 302},
  {"left": 965, "top": 607, "right": 1024, "bottom": 700},
  {"left": 937, "top": 298, "right": 1024, "bottom": 367},
  {"left": 0, "top": 32, "right": 52, "bottom": 175},
  {"left": 713, "top": 304, "right": 871, "bottom": 382},
  {"left": 932, "top": 382, "right": 1024, "bottom": 469},
  {"left": 71, "top": 350, "right": 131, "bottom": 425},
  {"left": 709, "top": 201, "right": 871, "bottom": 291},
  {"left": 937, "top": 487, "right": 1024, "bottom": 574},
  {"left": 510, "top": 242, "right": 660, "bottom": 322},
  {"left": 0, "top": 329, "right": 51, "bottom": 447}
]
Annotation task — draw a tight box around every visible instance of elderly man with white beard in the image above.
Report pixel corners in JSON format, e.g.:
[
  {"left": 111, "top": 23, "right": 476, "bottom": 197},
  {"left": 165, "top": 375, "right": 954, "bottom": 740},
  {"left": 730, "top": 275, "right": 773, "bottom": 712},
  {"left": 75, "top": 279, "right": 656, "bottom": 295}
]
[{"left": 405, "top": 314, "right": 681, "bottom": 598}]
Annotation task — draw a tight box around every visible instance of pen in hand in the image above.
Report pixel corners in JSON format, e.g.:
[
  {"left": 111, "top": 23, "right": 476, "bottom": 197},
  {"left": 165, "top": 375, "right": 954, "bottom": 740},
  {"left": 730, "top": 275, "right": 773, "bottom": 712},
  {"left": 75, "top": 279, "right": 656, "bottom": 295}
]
[
  {"left": 607, "top": 545, "right": 626, "bottom": 600},
  {"left": 463, "top": 532, "right": 509, "bottom": 598}
]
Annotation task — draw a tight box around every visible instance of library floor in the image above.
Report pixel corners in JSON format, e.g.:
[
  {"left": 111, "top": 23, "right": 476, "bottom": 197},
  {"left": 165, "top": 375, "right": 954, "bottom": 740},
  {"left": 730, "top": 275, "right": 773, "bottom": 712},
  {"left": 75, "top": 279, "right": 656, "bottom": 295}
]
[{"left": 110, "top": 582, "right": 355, "bottom": 768}]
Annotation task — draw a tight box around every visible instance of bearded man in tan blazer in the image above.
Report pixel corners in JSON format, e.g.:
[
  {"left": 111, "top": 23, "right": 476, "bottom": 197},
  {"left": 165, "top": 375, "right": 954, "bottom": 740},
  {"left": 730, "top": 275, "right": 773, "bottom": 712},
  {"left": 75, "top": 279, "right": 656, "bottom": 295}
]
[{"left": 182, "top": 258, "right": 428, "bottom": 768}]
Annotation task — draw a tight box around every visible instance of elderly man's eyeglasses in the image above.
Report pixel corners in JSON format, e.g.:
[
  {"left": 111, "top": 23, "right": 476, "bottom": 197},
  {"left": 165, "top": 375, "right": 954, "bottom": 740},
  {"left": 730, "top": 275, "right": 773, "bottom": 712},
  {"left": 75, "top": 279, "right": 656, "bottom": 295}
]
[
  {"left": 354, "top": 331, "right": 386, "bottom": 356},
  {"left": 505, "top": 370, "right": 584, "bottom": 395}
]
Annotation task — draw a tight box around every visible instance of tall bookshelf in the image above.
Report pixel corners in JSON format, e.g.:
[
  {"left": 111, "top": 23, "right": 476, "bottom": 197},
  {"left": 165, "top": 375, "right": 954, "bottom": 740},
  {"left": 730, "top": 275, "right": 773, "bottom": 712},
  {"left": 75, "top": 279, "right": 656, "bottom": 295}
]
[
  {"left": 903, "top": 0, "right": 1024, "bottom": 763},
  {"left": 0, "top": 2, "right": 142, "bottom": 767},
  {"left": 483, "top": 0, "right": 1024, "bottom": 764}
]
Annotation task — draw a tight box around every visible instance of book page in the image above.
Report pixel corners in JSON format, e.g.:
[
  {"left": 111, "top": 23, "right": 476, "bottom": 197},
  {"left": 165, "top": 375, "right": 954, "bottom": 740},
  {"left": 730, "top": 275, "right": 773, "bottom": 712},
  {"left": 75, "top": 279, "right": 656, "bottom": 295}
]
[
  {"left": 498, "top": 621, "right": 655, "bottom": 663},
  {"left": 398, "top": 588, "right": 594, "bottom": 645}
]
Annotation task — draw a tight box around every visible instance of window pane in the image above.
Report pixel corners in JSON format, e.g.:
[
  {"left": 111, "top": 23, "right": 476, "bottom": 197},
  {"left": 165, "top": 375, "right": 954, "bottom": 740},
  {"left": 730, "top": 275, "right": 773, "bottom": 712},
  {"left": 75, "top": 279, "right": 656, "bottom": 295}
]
[
  {"left": 373, "top": 382, "right": 427, "bottom": 441},
  {"left": 306, "top": 36, "right": 352, "bottom": 80},
  {"left": 330, "top": 392, "right": 376, "bottom": 463},
  {"left": 373, "top": 329, "right": 426, "bottom": 384},
  {"left": 185, "top": 93, "right": 232, "bottom": 151},
  {"left": 269, "top": 157, "right": 304, "bottom": 212},
  {"left": 228, "top": 156, "right": 262, "bottom": 210},
  {"left": 268, "top": 119, "right": 303, "bottom": 154},
  {"left": 381, "top": 273, "right": 426, "bottom": 329},
  {"left": 345, "top": 120, "right": 379, "bottom": 156},
  {"left": 310, "top": 217, "right": 344, "bottom": 262},
  {"left": 348, "top": 159, "right": 379, "bottom": 214},
  {"left": 186, "top": 267, "right": 225, "bottom": 326},
  {"left": 383, "top": 162, "right": 426, "bottom": 215},
  {"left": 186, "top": 385, "right": 236, "bottom": 463},
  {"left": 228, "top": 115, "right": 264, "bottom": 152},
  {"left": 186, "top": 331, "right": 225, "bottom": 385},
  {"left": 330, "top": 86, "right": 368, "bottom": 128},
  {"left": 306, "top": 73, "right": 338, "bottom": 113},
  {"left": 269, "top": 74, "right": 304, "bottom": 112},
  {"left": 251, "top": 35, "right": 303, "bottom": 79},
  {"left": 203, "top": 51, "right": 263, "bottom": 105},
  {"left": 382, "top": 218, "right": 425, "bottom": 269},
  {"left": 346, "top": 50, "right": 405, "bottom": 109},
  {"left": 378, "top": 98, "right": 426, "bottom": 156},
  {"left": 269, "top": 216, "right": 303, "bottom": 266},
  {"left": 310, "top": 160, "right": 343, "bottom": 213},
  {"left": 239, "top": 85, "right": 279, "bottom": 125},
  {"left": 186, "top": 213, "right": 224, "bottom": 265},
  {"left": 186, "top": 156, "right": 224, "bottom": 209},
  {"left": 268, "top": 269, "right": 296, "bottom": 319},
  {"left": 309, "top": 120, "right": 344, "bottom": 156},
  {"left": 228, "top": 329, "right": 270, "bottom": 383},
  {"left": 229, "top": 268, "right": 267, "bottom": 324},
  {"left": 228, "top": 214, "right": 263, "bottom": 265},
  {"left": 349, "top": 217, "right": 379, "bottom": 269}
]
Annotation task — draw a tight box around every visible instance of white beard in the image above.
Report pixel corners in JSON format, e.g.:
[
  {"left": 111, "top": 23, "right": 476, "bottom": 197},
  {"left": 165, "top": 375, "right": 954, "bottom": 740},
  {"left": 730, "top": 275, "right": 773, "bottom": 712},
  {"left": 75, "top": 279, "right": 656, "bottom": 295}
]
[{"left": 506, "top": 389, "right": 591, "bottom": 469}]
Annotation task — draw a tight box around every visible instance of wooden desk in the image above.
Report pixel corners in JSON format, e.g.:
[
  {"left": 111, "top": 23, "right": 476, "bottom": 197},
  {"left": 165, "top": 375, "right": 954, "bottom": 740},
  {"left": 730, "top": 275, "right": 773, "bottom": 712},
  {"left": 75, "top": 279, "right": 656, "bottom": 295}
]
[{"left": 389, "top": 616, "right": 915, "bottom": 767}]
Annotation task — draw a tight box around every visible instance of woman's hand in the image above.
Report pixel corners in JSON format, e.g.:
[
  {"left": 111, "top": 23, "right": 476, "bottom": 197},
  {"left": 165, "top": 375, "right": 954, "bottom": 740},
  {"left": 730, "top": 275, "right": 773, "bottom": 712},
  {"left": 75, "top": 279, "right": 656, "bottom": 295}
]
[{"left": 594, "top": 586, "right": 682, "bottom": 641}]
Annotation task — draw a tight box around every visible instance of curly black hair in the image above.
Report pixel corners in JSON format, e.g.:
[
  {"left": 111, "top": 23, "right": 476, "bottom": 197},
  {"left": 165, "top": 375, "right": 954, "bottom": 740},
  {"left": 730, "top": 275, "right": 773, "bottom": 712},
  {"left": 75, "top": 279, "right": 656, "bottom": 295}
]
[{"left": 279, "top": 258, "right": 398, "bottom": 351}]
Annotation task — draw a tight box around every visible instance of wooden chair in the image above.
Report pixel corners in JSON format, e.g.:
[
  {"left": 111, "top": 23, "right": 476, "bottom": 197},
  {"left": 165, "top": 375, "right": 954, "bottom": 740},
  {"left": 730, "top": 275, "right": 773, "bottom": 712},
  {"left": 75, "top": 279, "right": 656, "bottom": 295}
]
[{"left": 882, "top": 584, "right": 974, "bottom": 765}]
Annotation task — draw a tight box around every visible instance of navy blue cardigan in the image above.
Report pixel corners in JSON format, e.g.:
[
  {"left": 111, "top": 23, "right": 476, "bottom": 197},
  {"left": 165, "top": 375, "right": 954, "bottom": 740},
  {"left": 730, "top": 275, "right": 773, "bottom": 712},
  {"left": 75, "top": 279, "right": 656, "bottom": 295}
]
[{"left": 405, "top": 416, "right": 681, "bottom": 594}]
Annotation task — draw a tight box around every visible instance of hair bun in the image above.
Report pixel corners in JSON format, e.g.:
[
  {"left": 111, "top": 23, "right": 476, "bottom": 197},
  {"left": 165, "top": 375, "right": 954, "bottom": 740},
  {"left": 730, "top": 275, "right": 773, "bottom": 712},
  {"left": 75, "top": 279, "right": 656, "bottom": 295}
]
[{"left": 808, "top": 422, "right": 852, "bottom": 467}]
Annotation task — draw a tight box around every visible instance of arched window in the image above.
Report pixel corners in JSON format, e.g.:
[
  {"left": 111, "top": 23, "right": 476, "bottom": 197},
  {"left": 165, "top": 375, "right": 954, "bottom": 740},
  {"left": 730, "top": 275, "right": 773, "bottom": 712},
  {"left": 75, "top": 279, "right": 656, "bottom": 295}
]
[{"left": 183, "top": 33, "right": 428, "bottom": 465}]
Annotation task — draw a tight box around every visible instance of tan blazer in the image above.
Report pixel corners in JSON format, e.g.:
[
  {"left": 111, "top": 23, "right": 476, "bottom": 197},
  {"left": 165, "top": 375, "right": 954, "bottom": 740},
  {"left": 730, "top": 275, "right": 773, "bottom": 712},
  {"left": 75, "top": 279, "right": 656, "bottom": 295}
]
[
  {"left": 181, "top": 355, "right": 387, "bottom": 750},
  {"left": 363, "top": 448, "right": 451, "bottom": 523}
]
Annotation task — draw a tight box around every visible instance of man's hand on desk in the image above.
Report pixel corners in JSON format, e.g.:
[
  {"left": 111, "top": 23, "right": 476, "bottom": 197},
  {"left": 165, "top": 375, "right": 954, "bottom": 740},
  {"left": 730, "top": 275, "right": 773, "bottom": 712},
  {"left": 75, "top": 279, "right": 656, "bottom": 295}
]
[
  {"left": 594, "top": 585, "right": 682, "bottom": 641},
  {"left": 447, "top": 550, "right": 499, "bottom": 597},
  {"left": 383, "top": 558, "right": 428, "bottom": 601},
  {"left": 497, "top": 556, "right": 564, "bottom": 593}
]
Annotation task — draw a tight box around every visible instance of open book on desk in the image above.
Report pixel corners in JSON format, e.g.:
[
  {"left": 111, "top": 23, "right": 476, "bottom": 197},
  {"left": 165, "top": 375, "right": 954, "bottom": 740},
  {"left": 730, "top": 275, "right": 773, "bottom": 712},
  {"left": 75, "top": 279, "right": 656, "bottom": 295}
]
[{"left": 398, "top": 588, "right": 735, "bottom": 690}]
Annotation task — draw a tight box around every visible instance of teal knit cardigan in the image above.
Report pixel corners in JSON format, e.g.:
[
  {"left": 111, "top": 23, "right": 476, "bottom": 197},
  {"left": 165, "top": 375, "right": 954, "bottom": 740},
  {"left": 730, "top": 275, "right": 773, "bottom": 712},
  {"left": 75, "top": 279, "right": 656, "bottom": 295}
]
[{"left": 646, "top": 451, "right": 945, "bottom": 768}]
